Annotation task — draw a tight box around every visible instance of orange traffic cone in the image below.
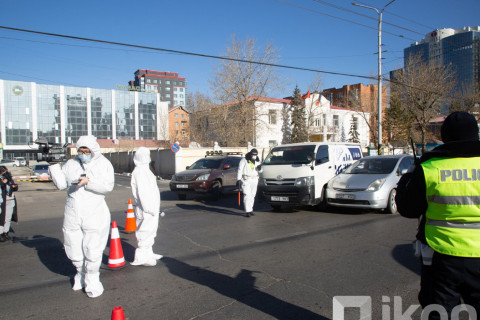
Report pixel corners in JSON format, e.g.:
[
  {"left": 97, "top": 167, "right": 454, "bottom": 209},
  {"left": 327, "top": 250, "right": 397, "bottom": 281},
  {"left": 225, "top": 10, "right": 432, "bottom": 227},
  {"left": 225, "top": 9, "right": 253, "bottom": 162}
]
[
  {"left": 106, "top": 221, "right": 126, "bottom": 270},
  {"left": 123, "top": 199, "right": 137, "bottom": 233},
  {"left": 111, "top": 306, "right": 125, "bottom": 320}
]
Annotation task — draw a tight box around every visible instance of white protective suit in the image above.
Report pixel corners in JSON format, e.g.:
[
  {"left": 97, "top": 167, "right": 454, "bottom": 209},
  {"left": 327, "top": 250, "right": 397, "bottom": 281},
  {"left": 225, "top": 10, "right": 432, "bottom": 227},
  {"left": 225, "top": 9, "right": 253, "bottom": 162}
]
[
  {"left": 130, "top": 147, "right": 162, "bottom": 266},
  {"left": 237, "top": 153, "right": 262, "bottom": 214},
  {"left": 49, "top": 135, "right": 114, "bottom": 298}
]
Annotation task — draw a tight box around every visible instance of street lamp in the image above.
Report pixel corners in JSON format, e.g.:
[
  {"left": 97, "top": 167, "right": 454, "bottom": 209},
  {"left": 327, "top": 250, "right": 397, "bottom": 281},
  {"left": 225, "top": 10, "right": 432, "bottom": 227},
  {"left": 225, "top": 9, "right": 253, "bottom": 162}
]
[{"left": 352, "top": 0, "right": 396, "bottom": 155}]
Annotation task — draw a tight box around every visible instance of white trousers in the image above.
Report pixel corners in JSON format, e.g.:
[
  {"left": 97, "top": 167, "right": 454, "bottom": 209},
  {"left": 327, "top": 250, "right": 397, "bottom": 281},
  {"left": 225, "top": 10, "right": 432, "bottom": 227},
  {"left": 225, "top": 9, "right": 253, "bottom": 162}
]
[
  {"left": 63, "top": 210, "right": 110, "bottom": 298},
  {"left": 132, "top": 208, "right": 159, "bottom": 266},
  {"left": 0, "top": 196, "right": 15, "bottom": 233},
  {"left": 242, "top": 178, "right": 259, "bottom": 213}
]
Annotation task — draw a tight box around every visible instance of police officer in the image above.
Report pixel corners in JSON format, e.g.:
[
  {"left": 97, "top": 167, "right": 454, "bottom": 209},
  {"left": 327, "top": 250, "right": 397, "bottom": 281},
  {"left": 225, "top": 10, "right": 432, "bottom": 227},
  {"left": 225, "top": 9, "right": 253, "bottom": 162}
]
[
  {"left": 237, "top": 149, "right": 262, "bottom": 217},
  {"left": 396, "top": 111, "right": 480, "bottom": 318}
]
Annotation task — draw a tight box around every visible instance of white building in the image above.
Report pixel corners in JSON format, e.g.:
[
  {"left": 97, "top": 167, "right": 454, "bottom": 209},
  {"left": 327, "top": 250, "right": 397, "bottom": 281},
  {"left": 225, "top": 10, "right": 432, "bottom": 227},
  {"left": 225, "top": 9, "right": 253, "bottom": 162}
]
[{"left": 254, "top": 93, "right": 370, "bottom": 148}]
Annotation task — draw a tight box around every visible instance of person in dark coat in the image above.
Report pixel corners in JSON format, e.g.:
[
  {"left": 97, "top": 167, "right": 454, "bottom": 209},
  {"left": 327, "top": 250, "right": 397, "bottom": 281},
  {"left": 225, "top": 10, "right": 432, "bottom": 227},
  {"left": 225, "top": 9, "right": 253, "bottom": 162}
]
[{"left": 0, "top": 166, "right": 18, "bottom": 242}]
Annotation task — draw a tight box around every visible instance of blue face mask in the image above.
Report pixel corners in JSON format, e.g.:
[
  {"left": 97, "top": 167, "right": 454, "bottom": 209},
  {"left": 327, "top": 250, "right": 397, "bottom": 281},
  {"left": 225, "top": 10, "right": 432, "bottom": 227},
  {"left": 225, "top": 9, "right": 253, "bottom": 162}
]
[{"left": 78, "top": 154, "right": 92, "bottom": 163}]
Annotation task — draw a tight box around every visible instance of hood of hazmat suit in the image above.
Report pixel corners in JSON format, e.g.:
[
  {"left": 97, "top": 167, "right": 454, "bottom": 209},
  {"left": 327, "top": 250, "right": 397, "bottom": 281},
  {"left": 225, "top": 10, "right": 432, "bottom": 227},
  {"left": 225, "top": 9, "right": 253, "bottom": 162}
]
[{"left": 48, "top": 135, "right": 114, "bottom": 298}]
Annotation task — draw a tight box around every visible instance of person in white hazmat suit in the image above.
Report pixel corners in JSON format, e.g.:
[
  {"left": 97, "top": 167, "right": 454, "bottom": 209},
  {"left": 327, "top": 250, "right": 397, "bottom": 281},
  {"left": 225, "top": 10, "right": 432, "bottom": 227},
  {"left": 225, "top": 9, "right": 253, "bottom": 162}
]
[
  {"left": 130, "top": 147, "right": 163, "bottom": 266},
  {"left": 49, "top": 135, "right": 114, "bottom": 298},
  {"left": 237, "top": 149, "right": 262, "bottom": 217}
]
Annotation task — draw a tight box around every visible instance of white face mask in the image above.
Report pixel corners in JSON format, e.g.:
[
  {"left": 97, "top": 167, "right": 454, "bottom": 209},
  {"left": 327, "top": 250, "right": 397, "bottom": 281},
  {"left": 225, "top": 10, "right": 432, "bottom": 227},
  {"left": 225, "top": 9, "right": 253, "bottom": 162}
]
[{"left": 251, "top": 155, "right": 257, "bottom": 160}]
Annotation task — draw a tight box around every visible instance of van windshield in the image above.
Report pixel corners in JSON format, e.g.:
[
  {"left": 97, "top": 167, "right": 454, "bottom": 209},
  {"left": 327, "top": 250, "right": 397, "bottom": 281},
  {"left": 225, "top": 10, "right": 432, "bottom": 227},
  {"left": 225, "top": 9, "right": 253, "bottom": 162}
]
[{"left": 264, "top": 145, "right": 316, "bottom": 165}]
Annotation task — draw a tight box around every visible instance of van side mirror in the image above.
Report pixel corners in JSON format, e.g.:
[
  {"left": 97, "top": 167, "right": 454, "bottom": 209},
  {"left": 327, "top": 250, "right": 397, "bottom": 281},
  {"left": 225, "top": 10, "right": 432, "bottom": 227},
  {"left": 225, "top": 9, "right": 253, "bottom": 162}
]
[
  {"left": 399, "top": 168, "right": 408, "bottom": 175},
  {"left": 223, "top": 164, "right": 231, "bottom": 170},
  {"left": 186, "top": 166, "right": 190, "bottom": 170}
]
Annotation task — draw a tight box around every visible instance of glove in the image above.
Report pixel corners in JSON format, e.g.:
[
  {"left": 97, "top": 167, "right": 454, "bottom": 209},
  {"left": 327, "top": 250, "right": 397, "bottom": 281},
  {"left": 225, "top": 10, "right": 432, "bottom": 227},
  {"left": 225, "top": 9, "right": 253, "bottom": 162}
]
[
  {"left": 160, "top": 211, "right": 165, "bottom": 217},
  {"left": 237, "top": 180, "right": 243, "bottom": 190},
  {"left": 256, "top": 164, "right": 262, "bottom": 172}
]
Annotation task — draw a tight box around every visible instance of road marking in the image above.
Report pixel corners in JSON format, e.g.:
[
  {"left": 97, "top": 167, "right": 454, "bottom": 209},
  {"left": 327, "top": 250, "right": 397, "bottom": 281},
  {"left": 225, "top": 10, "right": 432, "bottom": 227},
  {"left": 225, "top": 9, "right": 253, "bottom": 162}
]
[{"left": 254, "top": 231, "right": 308, "bottom": 243}]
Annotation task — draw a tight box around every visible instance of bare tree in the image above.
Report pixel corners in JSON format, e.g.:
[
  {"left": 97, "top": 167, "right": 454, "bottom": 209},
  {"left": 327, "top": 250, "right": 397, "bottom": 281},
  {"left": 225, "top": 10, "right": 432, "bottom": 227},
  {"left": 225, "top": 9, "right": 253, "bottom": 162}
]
[
  {"left": 210, "top": 35, "right": 285, "bottom": 147},
  {"left": 450, "top": 82, "right": 480, "bottom": 114},
  {"left": 391, "top": 53, "right": 457, "bottom": 152},
  {"left": 187, "top": 91, "right": 215, "bottom": 146},
  {"left": 304, "top": 74, "right": 324, "bottom": 141}
]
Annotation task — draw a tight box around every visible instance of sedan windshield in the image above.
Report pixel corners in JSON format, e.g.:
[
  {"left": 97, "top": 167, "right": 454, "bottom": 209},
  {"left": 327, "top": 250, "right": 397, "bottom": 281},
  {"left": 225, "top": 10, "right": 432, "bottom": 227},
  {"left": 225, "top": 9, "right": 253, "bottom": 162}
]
[
  {"left": 35, "top": 165, "right": 50, "bottom": 170},
  {"left": 189, "top": 158, "right": 223, "bottom": 170},
  {"left": 345, "top": 158, "right": 399, "bottom": 174},
  {"left": 264, "top": 145, "right": 316, "bottom": 165}
]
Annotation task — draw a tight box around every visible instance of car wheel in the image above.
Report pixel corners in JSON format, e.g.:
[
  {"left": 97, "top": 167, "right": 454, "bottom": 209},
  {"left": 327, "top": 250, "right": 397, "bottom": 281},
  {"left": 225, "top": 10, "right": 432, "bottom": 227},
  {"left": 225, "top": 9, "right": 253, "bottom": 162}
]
[
  {"left": 177, "top": 194, "right": 187, "bottom": 200},
  {"left": 211, "top": 181, "right": 222, "bottom": 201},
  {"left": 386, "top": 189, "right": 398, "bottom": 214}
]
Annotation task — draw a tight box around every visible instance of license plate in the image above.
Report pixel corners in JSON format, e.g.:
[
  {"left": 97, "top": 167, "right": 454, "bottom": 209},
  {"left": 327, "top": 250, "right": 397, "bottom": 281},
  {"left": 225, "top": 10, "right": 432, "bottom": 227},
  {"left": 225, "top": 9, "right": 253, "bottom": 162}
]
[
  {"left": 271, "top": 196, "right": 289, "bottom": 202},
  {"left": 176, "top": 184, "right": 188, "bottom": 189},
  {"left": 336, "top": 193, "right": 355, "bottom": 200}
]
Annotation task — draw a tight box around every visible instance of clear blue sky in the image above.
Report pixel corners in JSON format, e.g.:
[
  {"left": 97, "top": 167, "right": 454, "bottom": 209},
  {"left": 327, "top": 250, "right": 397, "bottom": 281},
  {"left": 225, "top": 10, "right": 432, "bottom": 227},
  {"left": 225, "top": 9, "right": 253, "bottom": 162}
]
[{"left": 0, "top": 0, "right": 478, "bottom": 100}]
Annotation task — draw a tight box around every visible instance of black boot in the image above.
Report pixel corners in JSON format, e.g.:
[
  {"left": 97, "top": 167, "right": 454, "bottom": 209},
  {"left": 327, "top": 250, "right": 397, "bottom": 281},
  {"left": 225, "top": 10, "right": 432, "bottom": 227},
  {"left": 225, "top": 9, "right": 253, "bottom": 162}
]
[
  {"left": 250, "top": 212, "right": 255, "bottom": 216},
  {"left": 0, "top": 234, "right": 6, "bottom": 242},
  {"left": 245, "top": 212, "right": 251, "bottom": 217},
  {"left": 3, "top": 233, "right": 11, "bottom": 240}
]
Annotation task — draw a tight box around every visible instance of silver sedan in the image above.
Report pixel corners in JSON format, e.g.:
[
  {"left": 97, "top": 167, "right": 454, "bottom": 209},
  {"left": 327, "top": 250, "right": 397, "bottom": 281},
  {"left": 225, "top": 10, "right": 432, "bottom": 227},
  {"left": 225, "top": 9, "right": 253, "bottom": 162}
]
[{"left": 325, "top": 155, "right": 414, "bottom": 214}]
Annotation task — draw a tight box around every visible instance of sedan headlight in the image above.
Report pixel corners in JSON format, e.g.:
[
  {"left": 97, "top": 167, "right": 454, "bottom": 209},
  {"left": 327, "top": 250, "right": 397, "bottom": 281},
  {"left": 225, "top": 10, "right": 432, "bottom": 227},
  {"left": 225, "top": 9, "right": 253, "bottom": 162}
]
[
  {"left": 196, "top": 174, "right": 210, "bottom": 181},
  {"left": 366, "top": 178, "right": 386, "bottom": 192},
  {"left": 295, "top": 176, "right": 314, "bottom": 186}
]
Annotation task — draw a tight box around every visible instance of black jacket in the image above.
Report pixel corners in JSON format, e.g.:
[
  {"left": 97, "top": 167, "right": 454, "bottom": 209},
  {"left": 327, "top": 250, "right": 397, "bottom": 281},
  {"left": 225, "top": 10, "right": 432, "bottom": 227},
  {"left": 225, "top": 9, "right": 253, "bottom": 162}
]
[
  {"left": 396, "top": 140, "right": 480, "bottom": 242},
  {"left": 0, "top": 171, "right": 18, "bottom": 226}
]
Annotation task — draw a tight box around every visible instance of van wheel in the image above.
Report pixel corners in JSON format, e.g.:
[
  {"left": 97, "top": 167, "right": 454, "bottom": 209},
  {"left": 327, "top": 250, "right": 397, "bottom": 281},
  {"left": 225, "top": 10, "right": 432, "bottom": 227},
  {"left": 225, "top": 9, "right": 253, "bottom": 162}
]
[
  {"left": 317, "top": 186, "right": 328, "bottom": 211},
  {"left": 177, "top": 194, "right": 187, "bottom": 200},
  {"left": 211, "top": 181, "right": 222, "bottom": 201},
  {"left": 271, "top": 204, "right": 282, "bottom": 212},
  {"left": 385, "top": 189, "right": 398, "bottom": 214}
]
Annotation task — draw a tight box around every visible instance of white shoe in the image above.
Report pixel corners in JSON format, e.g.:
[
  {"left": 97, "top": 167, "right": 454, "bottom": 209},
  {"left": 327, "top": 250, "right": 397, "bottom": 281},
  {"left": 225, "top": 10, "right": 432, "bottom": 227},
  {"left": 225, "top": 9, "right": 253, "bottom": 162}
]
[
  {"left": 153, "top": 254, "right": 163, "bottom": 260},
  {"left": 72, "top": 273, "right": 85, "bottom": 291},
  {"left": 143, "top": 259, "right": 157, "bottom": 267},
  {"left": 130, "top": 260, "right": 143, "bottom": 266}
]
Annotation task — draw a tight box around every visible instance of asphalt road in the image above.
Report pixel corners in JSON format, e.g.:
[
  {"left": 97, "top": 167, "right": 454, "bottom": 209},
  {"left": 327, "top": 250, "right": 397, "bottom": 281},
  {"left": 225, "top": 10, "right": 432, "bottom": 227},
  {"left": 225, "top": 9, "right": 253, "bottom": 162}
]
[{"left": 0, "top": 166, "right": 424, "bottom": 320}]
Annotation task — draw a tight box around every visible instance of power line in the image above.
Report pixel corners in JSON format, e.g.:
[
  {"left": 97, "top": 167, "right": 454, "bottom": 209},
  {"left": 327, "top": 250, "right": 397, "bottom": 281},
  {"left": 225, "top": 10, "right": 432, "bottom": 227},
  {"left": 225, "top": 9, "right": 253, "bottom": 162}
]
[
  {"left": 274, "top": 0, "right": 417, "bottom": 42},
  {"left": 0, "top": 25, "right": 377, "bottom": 81},
  {"left": 311, "top": 0, "right": 424, "bottom": 36}
]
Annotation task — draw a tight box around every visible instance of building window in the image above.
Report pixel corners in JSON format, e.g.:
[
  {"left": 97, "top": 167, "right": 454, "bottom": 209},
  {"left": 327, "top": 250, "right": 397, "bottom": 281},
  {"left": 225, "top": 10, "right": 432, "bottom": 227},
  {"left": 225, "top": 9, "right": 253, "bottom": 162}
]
[
  {"left": 175, "top": 130, "right": 179, "bottom": 134},
  {"left": 174, "top": 113, "right": 178, "bottom": 118},
  {"left": 337, "top": 93, "right": 343, "bottom": 99},
  {"left": 175, "top": 122, "right": 179, "bottom": 127},
  {"left": 314, "top": 118, "right": 321, "bottom": 127},
  {"left": 174, "top": 94, "right": 178, "bottom": 98},
  {"left": 353, "top": 117, "right": 358, "bottom": 130},
  {"left": 146, "top": 79, "right": 151, "bottom": 83},
  {"left": 166, "top": 87, "right": 171, "bottom": 91},
  {"left": 181, "top": 130, "right": 185, "bottom": 135},
  {"left": 174, "top": 87, "right": 178, "bottom": 92},
  {"left": 322, "top": 114, "right": 326, "bottom": 126},
  {"left": 174, "top": 81, "right": 177, "bottom": 85},
  {"left": 333, "top": 115, "right": 339, "bottom": 127},
  {"left": 158, "top": 80, "right": 162, "bottom": 84},
  {"left": 153, "top": 80, "right": 157, "bottom": 84},
  {"left": 179, "top": 82, "right": 183, "bottom": 86},
  {"left": 268, "top": 110, "right": 277, "bottom": 125},
  {"left": 181, "top": 114, "right": 184, "bottom": 118},
  {"left": 166, "top": 80, "right": 171, "bottom": 85},
  {"left": 180, "top": 88, "right": 184, "bottom": 92},
  {"left": 166, "top": 94, "right": 171, "bottom": 98}
]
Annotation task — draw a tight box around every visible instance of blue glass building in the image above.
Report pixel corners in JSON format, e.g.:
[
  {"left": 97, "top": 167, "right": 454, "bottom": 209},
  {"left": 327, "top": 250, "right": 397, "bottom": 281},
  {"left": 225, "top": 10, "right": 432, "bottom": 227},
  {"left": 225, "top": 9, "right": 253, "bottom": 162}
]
[
  {"left": 404, "top": 27, "right": 480, "bottom": 91},
  {"left": 0, "top": 79, "right": 169, "bottom": 157}
]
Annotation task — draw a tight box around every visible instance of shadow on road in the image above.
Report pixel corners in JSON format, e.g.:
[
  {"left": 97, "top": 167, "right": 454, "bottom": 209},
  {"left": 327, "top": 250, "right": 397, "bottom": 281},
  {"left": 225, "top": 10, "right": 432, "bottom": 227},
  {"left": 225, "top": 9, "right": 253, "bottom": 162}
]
[
  {"left": 176, "top": 203, "right": 243, "bottom": 216},
  {"left": 392, "top": 243, "right": 421, "bottom": 276},
  {"left": 163, "top": 257, "right": 328, "bottom": 320},
  {"left": 20, "top": 235, "right": 75, "bottom": 277}
]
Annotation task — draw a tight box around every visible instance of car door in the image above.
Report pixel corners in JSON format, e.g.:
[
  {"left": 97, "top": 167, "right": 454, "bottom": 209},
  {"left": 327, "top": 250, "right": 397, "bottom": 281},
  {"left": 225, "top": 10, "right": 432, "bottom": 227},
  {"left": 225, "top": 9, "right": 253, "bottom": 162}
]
[{"left": 221, "top": 158, "right": 239, "bottom": 188}]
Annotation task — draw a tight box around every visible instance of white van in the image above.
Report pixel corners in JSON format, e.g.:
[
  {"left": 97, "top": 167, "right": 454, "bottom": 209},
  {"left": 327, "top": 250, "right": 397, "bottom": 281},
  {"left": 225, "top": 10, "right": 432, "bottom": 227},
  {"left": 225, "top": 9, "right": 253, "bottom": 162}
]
[{"left": 258, "top": 142, "right": 362, "bottom": 210}]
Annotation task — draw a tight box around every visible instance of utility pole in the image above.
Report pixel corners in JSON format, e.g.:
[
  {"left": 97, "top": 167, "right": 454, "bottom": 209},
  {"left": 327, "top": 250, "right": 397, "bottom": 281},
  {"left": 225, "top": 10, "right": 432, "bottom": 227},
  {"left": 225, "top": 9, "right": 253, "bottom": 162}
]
[{"left": 352, "top": 0, "right": 396, "bottom": 155}]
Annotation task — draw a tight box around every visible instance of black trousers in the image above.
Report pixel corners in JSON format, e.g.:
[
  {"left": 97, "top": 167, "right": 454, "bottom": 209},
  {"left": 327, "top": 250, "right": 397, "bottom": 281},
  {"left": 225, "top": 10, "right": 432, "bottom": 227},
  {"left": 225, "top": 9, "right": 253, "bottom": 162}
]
[{"left": 429, "top": 252, "right": 480, "bottom": 319}]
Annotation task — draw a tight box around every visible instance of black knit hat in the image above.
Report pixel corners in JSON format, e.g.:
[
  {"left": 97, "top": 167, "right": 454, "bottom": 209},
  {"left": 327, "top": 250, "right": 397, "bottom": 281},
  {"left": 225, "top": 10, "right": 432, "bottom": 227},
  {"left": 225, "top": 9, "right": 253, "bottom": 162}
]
[
  {"left": 250, "top": 148, "right": 258, "bottom": 155},
  {"left": 441, "top": 111, "right": 479, "bottom": 143}
]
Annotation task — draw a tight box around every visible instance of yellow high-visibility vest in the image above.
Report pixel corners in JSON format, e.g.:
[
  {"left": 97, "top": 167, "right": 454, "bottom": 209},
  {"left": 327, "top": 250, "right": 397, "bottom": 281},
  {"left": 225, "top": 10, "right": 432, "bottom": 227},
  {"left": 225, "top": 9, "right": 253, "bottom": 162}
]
[{"left": 422, "top": 157, "right": 480, "bottom": 257}]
